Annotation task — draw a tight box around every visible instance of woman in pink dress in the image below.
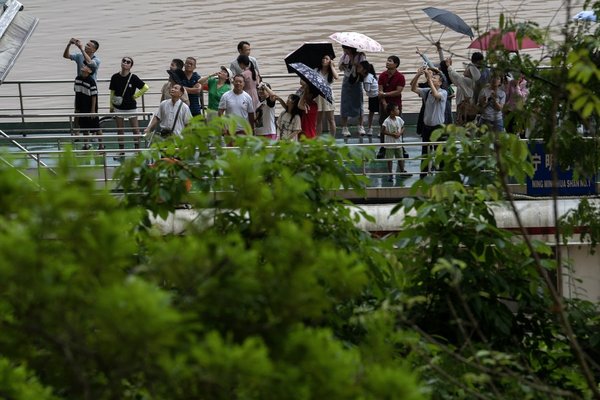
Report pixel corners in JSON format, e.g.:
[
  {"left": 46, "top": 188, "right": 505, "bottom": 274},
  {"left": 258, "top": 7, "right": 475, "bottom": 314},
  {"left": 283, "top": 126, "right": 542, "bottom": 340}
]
[{"left": 237, "top": 54, "right": 261, "bottom": 112}]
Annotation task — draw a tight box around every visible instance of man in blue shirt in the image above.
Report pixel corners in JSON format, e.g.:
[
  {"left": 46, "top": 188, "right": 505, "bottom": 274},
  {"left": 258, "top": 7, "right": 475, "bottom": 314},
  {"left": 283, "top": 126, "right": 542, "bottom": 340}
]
[
  {"left": 181, "top": 57, "right": 203, "bottom": 117},
  {"left": 63, "top": 38, "right": 100, "bottom": 80},
  {"left": 63, "top": 38, "right": 100, "bottom": 135}
]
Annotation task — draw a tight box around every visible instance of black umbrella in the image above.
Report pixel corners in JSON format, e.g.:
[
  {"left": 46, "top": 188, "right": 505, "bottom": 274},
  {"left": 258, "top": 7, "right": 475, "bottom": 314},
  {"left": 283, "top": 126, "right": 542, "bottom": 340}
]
[
  {"left": 288, "top": 62, "right": 333, "bottom": 104},
  {"left": 167, "top": 69, "right": 186, "bottom": 85},
  {"left": 423, "top": 7, "right": 474, "bottom": 38},
  {"left": 284, "top": 42, "right": 335, "bottom": 73}
]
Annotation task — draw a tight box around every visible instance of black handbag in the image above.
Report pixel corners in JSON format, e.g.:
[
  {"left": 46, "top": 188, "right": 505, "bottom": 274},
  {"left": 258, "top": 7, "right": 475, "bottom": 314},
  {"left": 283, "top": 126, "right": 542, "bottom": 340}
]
[{"left": 159, "top": 101, "right": 183, "bottom": 137}]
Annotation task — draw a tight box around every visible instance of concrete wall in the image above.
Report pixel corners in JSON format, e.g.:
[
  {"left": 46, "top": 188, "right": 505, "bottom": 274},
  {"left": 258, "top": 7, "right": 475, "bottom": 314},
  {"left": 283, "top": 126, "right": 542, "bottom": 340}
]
[{"left": 151, "top": 199, "right": 600, "bottom": 303}]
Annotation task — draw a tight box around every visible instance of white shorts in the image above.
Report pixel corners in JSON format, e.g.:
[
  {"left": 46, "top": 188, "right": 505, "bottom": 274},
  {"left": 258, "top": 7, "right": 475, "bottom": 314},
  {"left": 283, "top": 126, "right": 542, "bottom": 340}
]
[{"left": 112, "top": 108, "right": 139, "bottom": 118}]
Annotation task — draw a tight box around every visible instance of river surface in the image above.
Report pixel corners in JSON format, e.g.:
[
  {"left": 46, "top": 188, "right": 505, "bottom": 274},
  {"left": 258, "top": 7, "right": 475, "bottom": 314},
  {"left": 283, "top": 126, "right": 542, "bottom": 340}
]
[
  {"left": 0, "top": 0, "right": 584, "bottom": 115},
  {"left": 10, "top": 0, "right": 579, "bottom": 80}
]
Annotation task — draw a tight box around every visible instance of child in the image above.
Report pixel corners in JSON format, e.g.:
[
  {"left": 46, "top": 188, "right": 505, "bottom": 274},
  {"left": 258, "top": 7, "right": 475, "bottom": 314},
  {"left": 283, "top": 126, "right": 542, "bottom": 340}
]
[
  {"left": 276, "top": 94, "right": 302, "bottom": 141},
  {"left": 381, "top": 103, "right": 406, "bottom": 181},
  {"left": 357, "top": 60, "right": 378, "bottom": 137},
  {"left": 298, "top": 80, "right": 319, "bottom": 139},
  {"left": 74, "top": 61, "right": 103, "bottom": 150},
  {"left": 255, "top": 82, "right": 277, "bottom": 140}
]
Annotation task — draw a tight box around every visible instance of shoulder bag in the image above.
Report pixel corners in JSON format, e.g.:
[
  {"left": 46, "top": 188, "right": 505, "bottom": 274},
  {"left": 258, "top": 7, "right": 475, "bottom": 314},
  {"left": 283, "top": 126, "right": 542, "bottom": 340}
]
[
  {"left": 160, "top": 101, "right": 184, "bottom": 137},
  {"left": 456, "top": 97, "right": 479, "bottom": 126},
  {"left": 112, "top": 73, "right": 132, "bottom": 107}
]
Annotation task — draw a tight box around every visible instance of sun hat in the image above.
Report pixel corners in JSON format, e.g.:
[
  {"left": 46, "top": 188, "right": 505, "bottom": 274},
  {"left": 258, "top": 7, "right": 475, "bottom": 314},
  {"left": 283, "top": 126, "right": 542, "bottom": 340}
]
[{"left": 220, "top": 66, "right": 233, "bottom": 83}]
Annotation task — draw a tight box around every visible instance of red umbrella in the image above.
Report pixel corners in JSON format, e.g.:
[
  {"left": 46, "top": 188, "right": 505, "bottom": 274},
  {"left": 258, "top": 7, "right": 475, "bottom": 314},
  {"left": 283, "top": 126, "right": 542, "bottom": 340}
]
[{"left": 468, "top": 29, "right": 541, "bottom": 51}]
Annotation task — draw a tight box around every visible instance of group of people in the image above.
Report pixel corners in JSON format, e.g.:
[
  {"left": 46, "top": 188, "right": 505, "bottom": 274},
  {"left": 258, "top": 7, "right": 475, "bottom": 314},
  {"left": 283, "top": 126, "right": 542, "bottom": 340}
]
[{"left": 64, "top": 36, "right": 529, "bottom": 164}]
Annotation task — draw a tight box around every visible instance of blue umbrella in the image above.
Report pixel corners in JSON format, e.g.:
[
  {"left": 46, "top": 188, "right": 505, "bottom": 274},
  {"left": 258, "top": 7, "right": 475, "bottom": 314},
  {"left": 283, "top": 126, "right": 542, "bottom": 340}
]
[
  {"left": 573, "top": 10, "right": 597, "bottom": 22},
  {"left": 288, "top": 62, "right": 333, "bottom": 104},
  {"left": 423, "top": 7, "right": 474, "bottom": 39}
]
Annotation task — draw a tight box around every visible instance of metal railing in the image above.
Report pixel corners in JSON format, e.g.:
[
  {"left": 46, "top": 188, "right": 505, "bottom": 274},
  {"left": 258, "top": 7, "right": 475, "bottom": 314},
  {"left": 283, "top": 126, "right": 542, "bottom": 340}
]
[
  {"left": 0, "top": 113, "right": 435, "bottom": 190},
  {"left": 0, "top": 146, "right": 428, "bottom": 187},
  {"left": 3, "top": 116, "right": 595, "bottom": 200},
  {"left": 0, "top": 71, "right": 428, "bottom": 123}
]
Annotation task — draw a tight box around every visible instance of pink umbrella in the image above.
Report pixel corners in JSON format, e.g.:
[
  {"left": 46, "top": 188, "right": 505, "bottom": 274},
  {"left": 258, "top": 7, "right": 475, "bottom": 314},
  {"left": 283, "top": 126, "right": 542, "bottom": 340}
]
[{"left": 468, "top": 29, "right": 541, "bottom": 52}]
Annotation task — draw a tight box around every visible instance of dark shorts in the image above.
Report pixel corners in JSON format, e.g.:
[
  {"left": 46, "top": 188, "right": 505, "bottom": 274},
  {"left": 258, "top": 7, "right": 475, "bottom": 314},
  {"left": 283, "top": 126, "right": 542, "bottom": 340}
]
[
  {"left": 421, "top": 124, "right": 442, "bottom": 142},
  {"left": 368, "top": 96, "right": 379, "bottom": 113},
  {"left": 79, "top": 117, "right": 99, "bottom": 130}
]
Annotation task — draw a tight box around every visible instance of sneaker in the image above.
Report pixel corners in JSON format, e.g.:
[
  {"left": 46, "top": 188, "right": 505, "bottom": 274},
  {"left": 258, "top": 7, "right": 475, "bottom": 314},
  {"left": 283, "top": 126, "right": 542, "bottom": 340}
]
[
  {"left": 81, "top": 144, "right": 91, "bottom": 150},
  {"left": 366, "top": 128, "right": 373, "bottom": 136},
  {"left": 342, "top": 127, "right": 351, "bottom": 137},
  {"left": 357, "top": 126, "right": 366, "bottom": 136},
  {"left": 112, "top": 152, "right": 126, "bottom": 162}
]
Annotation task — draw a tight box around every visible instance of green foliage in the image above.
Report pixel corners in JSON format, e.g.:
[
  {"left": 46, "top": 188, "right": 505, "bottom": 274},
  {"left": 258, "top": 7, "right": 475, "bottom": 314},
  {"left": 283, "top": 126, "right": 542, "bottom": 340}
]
[
  {"left": 385, "top": 124, "right": 600, "bottom": 398},
  {"left": 4, "top": 7, "right": 600, "bottom": 396},
  {"left": 0, "top": 133, "right": 423, "bottom": 399},
  {"left": 395, "top": 128, "right": 550, "bottom": 344},
  {"left": 0, "top": 357, "right": 58, "bottom": 400},
  {"left": 561, "top": 197, "right": 600, "bottom": 251}
]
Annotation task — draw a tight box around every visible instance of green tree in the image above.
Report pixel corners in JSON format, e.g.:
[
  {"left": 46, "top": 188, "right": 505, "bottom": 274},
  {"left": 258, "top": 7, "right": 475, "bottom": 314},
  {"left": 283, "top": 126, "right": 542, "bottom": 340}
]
[{"left": 0, "top": 135, "right": 423, "bottom": 399}]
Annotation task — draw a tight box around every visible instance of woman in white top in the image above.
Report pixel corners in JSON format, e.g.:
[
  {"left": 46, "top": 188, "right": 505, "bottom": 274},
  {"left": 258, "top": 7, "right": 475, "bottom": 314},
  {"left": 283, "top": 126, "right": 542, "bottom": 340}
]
[
  {"left": 315, "top": 54, "right": 338, "bottom": 136},
  {"left": 357, "top": 61, "right": 378, "bottom": 137}
]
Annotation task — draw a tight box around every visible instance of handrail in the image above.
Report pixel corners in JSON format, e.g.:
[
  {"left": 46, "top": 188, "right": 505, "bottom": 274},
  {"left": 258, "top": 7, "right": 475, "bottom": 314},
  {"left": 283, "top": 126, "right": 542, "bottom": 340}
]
[
  {"left": 0, "top": 128, "right": 56, "bottom": 175},
  {"left": 0, "top": 71, "right": 429, "bottom": 122},
  {"left": 1, "top": 66, "right": 556, "bottom": 122},
  {"left": 0, "top": 140, "right": 449, "bottom": 190},
  {"left": 0, "top": 111, "right": 153, "bottom": 118},
  {"left": 0, "top": 154, "right": 36, "bottom": 184}
]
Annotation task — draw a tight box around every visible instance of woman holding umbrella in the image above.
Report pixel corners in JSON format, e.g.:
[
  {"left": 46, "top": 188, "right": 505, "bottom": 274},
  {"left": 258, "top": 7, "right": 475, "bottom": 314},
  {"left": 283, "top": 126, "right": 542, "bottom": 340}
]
[
  {"left": 315, "top": 54, "right": 338, "bottom": 136},
  {"left": 338, "top": 45, "right": 366, "bottom": 137}
]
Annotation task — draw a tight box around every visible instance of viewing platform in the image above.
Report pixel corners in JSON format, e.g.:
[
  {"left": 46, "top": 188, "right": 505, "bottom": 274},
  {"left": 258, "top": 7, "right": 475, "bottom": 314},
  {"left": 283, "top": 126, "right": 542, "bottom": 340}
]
[
  {"left": 1, "top": 77, "right": 599, "bottom": 303},
  {"left": 0, "top": 73, "right": 597, "bottom": 202}
]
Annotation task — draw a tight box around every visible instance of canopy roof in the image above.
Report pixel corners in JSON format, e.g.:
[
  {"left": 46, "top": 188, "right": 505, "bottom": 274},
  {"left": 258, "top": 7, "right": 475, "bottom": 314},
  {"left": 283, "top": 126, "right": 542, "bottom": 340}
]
[{"left": 0, "top": 0, "right": 38, "bottom": 84}]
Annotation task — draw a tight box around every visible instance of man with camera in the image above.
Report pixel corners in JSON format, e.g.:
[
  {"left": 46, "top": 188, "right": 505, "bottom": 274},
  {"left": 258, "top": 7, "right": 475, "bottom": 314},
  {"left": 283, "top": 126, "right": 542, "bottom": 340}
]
[
  {"left": 144, "top": 83, "right": 192, "bottom": 140},
  {"left": 63, "top": 38, "right": 100, "bottom": 80},
  {"left": 477, "top": 73, "right": 506, "bottom": 131},
  {"left": 411, "top": 66, "right": 448, "bottom": 177},
  {"left": 63, "top": 38, "right": 101, "bottom": 136}
]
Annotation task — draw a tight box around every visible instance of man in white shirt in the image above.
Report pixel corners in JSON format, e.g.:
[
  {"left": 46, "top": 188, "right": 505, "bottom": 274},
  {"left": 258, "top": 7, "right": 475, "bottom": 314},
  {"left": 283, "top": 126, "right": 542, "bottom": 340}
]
[
  {"left": 144, "top": 84, "right": 192, "bottom": 139},
  {"left": 218, "top": 74, "right": 255, "bottom": 136}
]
